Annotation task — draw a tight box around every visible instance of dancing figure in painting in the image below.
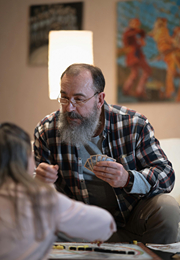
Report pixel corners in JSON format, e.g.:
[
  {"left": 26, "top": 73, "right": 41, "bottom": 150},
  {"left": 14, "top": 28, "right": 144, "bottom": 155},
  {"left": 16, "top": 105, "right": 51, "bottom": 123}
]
[
  {"left": 149, "top": 18, "right": 180, "bottom": 100},
  {"left": 172, "top": 26, "right": 180, "bottom": 101},
  {"left": 121, "top": 18, "right": 151, "bottom": 98}
]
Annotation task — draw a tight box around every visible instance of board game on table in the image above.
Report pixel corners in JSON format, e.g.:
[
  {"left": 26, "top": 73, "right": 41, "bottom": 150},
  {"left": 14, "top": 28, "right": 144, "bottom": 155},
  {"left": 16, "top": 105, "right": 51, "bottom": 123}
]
[{"left": 48, "top": 242, "right": 162, "bottom": 259}]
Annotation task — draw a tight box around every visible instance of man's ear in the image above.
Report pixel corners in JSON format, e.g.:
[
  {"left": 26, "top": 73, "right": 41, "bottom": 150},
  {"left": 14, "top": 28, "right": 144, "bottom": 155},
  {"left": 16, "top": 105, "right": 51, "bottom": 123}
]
[{"left": 97, "top": 92, "right": 105, "bottom": 108}]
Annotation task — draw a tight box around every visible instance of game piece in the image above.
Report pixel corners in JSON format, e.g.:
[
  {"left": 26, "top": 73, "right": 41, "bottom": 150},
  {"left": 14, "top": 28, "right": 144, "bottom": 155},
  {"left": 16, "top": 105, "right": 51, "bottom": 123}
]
[
  {"left": 77, "top": 246, "right": 85, "bottom": 251},
  {"left": 83, "top": 245, "right": 89, "bottom": 249},
  {"left": 77, "top": 248, "right": 84, "bottom": 251},
  {"left": 69, "top": 246, "right": 76, "bottom": 250},
  {"left": 115, "top": 250, "right": 126, "bottom": 254},
  {"left": 56, "top": 245, "right": 65, "bottom": 250},
  {"left": 127, "top": 251, "right": 135, "bottom": 255},
  {"left": 94, "top": 247, "right": 127, "bottom": 254},
  {"left": 52, "top": 244, "right": 65, "bottom": 250},
  {"left": 85, "top": 247, "right": 92, "bottom": 251},
  {"left": 94, "top": 248, "right": 110, "bottom": 253}
]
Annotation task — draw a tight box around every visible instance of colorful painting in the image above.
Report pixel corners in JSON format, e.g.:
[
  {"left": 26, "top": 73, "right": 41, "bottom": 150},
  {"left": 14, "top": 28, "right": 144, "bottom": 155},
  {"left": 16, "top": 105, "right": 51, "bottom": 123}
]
[
  {"left": 29, "top": 2, "right": 83, "bottom": 66},
  {"left": 116, "top": 0, "right": 180, "bottom": 103}
]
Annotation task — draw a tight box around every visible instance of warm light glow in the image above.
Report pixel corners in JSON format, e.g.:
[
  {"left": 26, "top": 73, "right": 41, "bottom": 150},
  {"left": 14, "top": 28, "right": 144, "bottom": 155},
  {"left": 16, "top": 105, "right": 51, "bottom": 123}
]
[{"left": 48, "top": 30, "right": 94, "bottom": 100}]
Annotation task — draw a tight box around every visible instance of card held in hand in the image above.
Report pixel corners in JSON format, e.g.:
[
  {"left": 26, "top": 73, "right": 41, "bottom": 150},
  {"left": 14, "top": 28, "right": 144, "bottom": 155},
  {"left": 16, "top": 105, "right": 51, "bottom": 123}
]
[
  {"left": 84, "top": 159, "right": 93, "bottom": 171},
  {"left": 84, "top": 154, "right": 116, "bottom": 171}
]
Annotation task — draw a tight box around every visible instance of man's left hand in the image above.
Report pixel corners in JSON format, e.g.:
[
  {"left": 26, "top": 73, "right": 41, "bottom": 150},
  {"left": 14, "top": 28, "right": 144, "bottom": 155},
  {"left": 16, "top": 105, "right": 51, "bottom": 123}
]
[{"left": 93, "top": 161, "right": 129, "bottom": 188}]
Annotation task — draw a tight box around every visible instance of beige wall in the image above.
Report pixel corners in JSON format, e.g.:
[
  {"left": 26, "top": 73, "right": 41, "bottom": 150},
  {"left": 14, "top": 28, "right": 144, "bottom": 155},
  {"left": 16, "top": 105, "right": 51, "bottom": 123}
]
[{"left": 0, "top": 0, "right": 180, "bottom": 140}]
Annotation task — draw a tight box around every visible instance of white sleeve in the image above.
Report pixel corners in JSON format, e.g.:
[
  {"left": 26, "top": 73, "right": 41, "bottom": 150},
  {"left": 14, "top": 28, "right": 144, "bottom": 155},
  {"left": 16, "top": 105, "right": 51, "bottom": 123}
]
[{"left": 55, "top": 192, "right": 117, "bottom": 242}]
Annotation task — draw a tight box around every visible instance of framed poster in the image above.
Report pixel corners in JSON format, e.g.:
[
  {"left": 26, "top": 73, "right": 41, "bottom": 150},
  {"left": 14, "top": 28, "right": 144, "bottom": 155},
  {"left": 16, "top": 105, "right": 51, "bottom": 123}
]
[
  {"left": 28, "top": 2, "right": 83, "bottom": 66},
  {"left": 116, "top": 0, "right": 180, "bottom": 103}
]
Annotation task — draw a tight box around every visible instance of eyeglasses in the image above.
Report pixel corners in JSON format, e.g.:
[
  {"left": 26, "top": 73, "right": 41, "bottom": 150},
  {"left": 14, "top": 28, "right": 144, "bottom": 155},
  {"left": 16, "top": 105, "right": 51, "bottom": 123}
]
[{"left": 57, "top": 92, "right": 100, "bottom": 107}]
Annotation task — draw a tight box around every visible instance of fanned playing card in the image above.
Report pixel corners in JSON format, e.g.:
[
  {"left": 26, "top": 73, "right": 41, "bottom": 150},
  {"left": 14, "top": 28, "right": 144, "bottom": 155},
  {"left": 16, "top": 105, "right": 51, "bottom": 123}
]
[
  {"left": 96, "top": 155, "right": 103, "bottom": 162},
  {"left": 90, "top": 155, "right": 97, "bottom": 167},
  {"left": 105, "top": 156, "right": 116, "bottom": 162},
  {"left": 88, "top": 158, "right": 93, "bottom": 171},
  {"left": 101, "top": 155, "right": 107, "bottom": 161},
  {"left": 84, "top": 154, "right": 116, "bottom": 171},
  {"left": 84, "top": 159, "right": 93, "bottom": 171}
]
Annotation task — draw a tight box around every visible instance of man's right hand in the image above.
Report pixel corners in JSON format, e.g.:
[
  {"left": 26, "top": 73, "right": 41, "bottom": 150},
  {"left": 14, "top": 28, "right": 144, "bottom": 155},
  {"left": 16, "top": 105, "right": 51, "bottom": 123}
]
[{"left": 35, "top": 162, "right": 59, "bottom": 183}]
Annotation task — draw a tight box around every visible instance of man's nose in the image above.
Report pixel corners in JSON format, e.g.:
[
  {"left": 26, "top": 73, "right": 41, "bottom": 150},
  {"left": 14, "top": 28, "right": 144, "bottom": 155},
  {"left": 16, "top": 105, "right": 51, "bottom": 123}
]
[{"left": 66, "top": 101, "right": 76, "bottom": 112}]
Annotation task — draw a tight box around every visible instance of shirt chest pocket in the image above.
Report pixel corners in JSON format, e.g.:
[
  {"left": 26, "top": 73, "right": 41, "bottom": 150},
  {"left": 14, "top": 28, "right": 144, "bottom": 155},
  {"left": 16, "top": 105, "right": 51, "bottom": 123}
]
[{"left": 116, "top": 152, "right": 136, "bottom": 171}]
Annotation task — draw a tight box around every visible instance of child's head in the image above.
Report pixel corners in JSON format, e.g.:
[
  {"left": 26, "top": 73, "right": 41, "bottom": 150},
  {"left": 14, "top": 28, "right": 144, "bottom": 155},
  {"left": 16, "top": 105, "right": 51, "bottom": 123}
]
[
  {"left": 0, "top": 122, "right": 34, "bottom": 184},
  {"left": 0, "top": 123, "right": 54, "bottom": 241}
]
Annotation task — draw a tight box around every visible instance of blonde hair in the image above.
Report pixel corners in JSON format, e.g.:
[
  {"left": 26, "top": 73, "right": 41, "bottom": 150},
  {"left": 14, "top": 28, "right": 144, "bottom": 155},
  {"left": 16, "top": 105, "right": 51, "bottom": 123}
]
[{"left": 0, "top": 123, "right": 55, "bottom": 240}]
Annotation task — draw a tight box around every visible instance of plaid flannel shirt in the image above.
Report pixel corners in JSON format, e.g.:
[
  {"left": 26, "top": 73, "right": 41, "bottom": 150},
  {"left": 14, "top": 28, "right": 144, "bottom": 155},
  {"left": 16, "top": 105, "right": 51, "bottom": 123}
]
[{"left": 34, "top": 102, "right": 175, "bottom": 226}]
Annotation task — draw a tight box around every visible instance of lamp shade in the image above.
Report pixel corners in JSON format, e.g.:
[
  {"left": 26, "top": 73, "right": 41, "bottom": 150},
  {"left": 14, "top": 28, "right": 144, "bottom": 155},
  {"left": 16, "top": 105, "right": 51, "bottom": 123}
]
[{"left": 48, "top": 30, "right": 94, "bottom": 99}]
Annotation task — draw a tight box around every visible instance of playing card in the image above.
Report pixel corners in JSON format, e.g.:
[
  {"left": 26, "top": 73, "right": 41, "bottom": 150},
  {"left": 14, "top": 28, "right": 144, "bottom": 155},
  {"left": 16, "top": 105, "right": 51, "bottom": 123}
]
[
  {"left": 84, "top": 155, "right": 116, "bottom": 171},
  {"left": 106, "top": 156, "right": 116, "bottom": 162},
  {"left": 88, "top": 158, "right": 94, "bottom": 171},
  {"left": 84, "top": 159, "right": 93, "bottom": 171},
  {"left": 101, "top": 155, "right": 107, "bottom": 161},
  {"left": 90, "top": 155, "right": 97, "bottom": 167},
  {"left": 96, "top": 155, "right": 103, "bottom": 162}
]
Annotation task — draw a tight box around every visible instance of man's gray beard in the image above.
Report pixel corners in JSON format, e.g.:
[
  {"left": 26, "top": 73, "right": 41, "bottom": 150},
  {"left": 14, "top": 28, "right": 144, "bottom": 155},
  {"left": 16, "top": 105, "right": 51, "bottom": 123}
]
[{"left": 58, "top": 106, "right": 101, "bottom": 146}]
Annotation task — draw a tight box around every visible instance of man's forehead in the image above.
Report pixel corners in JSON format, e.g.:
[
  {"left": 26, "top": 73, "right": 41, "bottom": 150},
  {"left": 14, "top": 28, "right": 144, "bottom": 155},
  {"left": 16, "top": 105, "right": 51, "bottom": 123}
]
[
  {"left": 62, "top": 69, "right": 92, "bottom": 80},
  {"left": 61, "top": 70, "right": 94, "bottom": 93}
]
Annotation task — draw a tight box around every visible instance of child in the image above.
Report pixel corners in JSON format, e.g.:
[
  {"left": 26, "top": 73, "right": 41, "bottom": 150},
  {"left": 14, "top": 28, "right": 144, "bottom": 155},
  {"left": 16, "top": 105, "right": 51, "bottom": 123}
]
[{"left": 0, "top": 123, "right": 116, "bottom": 260}]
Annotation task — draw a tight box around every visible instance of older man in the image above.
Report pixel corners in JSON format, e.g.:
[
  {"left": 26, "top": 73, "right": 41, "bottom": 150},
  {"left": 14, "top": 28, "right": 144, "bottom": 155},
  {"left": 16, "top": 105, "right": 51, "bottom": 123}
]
[{"left": 34, "top": 63, "right": 180, "bottom": 244}]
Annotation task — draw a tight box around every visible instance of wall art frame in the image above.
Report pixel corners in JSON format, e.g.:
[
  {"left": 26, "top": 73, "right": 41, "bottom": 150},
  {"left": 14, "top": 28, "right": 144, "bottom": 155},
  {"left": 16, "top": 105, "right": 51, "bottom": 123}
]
[
  {"left": 116, "top": 0, "right": 180, "bottom": 103},
  {"left": 28, "top": 2, "right": 83, "bottom": 66}
]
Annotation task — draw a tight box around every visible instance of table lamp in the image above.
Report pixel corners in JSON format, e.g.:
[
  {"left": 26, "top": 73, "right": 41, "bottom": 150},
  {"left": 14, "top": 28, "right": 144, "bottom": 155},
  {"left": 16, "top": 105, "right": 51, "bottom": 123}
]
[{"left": 48, "top": 30, "right": 94, "bottom": 99}]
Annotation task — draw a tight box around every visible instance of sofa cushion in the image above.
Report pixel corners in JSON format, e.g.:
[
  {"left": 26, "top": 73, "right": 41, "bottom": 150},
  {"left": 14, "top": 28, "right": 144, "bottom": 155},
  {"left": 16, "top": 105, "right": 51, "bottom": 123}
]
[{"left": 159, "top": 138, "right": 180, "bottom": 205}]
